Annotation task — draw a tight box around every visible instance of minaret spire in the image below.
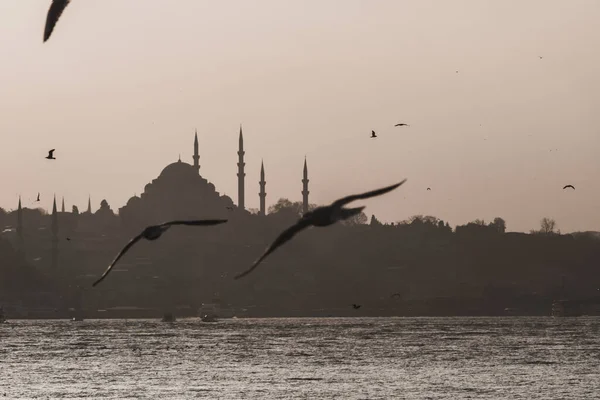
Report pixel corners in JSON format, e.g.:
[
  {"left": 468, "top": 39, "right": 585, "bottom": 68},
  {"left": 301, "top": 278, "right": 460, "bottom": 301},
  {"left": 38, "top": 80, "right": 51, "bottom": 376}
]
[
  {"left": 302, "top": 157, "right": 309, "bottom": 214},
  {"left": 17, "top": 196, "right": 23, "bottom": 238},
  {"left": 193, "top": 129, "right": 200, "bottom": 174},
  {"left": 61, "top": 197, "right": 65, "bottom": 213},
  {"left": 51, "top": 195, "right": 58, "bottom": 269},
  {"left": 237, "top": 124, "right": 246, "bottom": 210},
  {"left": 259, "top": 160, "right": 266, "bottom": 216},
  {"left": 16, "top": 196, "right": 24, "bottom": 254},
  {"left": 87, "top": 195, "right": 91, "bottom": 214}
]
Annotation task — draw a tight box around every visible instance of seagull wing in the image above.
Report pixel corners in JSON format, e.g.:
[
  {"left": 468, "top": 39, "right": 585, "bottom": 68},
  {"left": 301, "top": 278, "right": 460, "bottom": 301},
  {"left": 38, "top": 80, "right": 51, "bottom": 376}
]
[
  {"left": 44, "top": 0, "right": 71, "bottom": 42},
  {"left": 234, "top": 218, "right": 313, "bottom": 280},
  {"left": 563, "top": 185, "right": 575, "bottom": 190},
  {"left": 161, "top": 219, "right": 228, "bottom": 227},
  {"left": 332, "top": 179, "right": 407, "bottom": 208},
  {"left": 92, "top": 233, "right": 143, "bottom": 287},
  {"left": 48, "top": 149, "right": 55, "bottom": 157}
]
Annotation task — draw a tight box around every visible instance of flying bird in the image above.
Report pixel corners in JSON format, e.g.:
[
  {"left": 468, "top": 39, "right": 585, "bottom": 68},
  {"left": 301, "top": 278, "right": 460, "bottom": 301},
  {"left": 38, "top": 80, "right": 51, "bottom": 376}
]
[
  {"left": 234, "top": 179, "right": 407, "bottom": 279},
  {"left": 36, "top": 193, "right": 40, "bottom": 202},
  {"left": 44, "top": 0, "right": 71, "bottom": 42},
  {"left": 352, "top": 304, "right": 361, "bottom": 309},
  {"left": 563, "top": 185, "right": 575, "bottom": 190},
  {"left": 46, "top": 149, "right": 56, "bottom": 159},
  {"left": 394, "top": 123, "right": 410, "bottom": 127},
  {"left": 92, "top": 219, "right": 228, "bottom": 287},
  {"left": 371, "top": 130, "right": 377, "bottom": 138},
  {"left": 427, "top": 188, "right": 431, "bottom": 191},
  {"left": 539, "top": 56, "right": 543, "bottom": 59}
]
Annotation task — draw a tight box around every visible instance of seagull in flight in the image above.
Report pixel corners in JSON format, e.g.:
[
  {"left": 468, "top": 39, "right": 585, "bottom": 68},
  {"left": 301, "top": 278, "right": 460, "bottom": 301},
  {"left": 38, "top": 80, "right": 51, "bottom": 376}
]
[
  {"left": 234, "top": 179, "right": 407, "bottom": 280},
  {"left": 563, "top": 185, "right": 575, "bottom": 190},
  {"left": 371, "top": 130, "right": 377, "bottom": 138},
  {"left": 46, "top": 149, "right": 56, "bottom": 160},
  {"left": 352, "top": 304, "right": 361, "bottom": 309},
  {"left": 426, "top": 187, "right": 431, "bottom": 191},
  {"left": 394, "top": 123, "right": 410, "bottom": 127},
  {"left": 44, "top": 0, "right": 71, "bottom": 42},
  {"left": 92, "top": 219, "right": 228, "bottom": 287}
]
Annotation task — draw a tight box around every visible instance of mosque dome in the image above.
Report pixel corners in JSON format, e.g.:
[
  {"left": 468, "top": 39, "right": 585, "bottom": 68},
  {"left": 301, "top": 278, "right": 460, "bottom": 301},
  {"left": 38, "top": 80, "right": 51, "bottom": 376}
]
[{"left": 159, "top": 159, "right": 196, "bottom": 180}]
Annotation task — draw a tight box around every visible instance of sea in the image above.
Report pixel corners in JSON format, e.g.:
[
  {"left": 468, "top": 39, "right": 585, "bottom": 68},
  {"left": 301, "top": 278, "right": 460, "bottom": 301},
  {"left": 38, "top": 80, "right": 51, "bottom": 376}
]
[{"left": 0, "top": 317, "right": 598, "bottom": 399}]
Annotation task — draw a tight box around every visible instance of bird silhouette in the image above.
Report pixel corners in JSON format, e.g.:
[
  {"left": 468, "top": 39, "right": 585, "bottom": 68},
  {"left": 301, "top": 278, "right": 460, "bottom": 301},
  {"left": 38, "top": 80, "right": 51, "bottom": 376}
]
[
  {"left": 352, "top": 304, "right": 361, "bottom": 309},
  {"left": 36, "top": 193, "right": 40, "bottom": 202},
  {"left": 394, "top": 123, "right": 410, "bottom": 127},
  {"left": 92, "top": 219, "right": 228, "bottom": 287},
  {"left": 44, "top": 0, "right": 71, "bottom": 42},
  {"left": 427, "top": 188, "right": 431, "bottom": 191},
  {"left": 539, "top": 56, "right": 543, "bottom": 59},
  {"left": 371, "top": 130, "right": 377, "bottom": 138},
  {"left": 46, "top": 149, "right": 56, "bottom": 160},
  {"left": 563, "top": 185, "right": 575, "bottom": 190},
  {"left": 234, "top": 179, "right": 407, "bottom": 279}
]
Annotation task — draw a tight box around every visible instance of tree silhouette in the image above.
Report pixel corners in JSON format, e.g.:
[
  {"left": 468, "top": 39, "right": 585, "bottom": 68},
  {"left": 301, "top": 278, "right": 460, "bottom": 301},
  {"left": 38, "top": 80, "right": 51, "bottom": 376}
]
[
  {"left": 72, "top": 205, "right": 79, "bottom": 215},
  {"left": 489, "top": 217, "right": 506, "bottom": 233},
  {"left": 341, "top": 211, "right": 368, "bottom": 226},
  {"left": 268, "top": 198, "right": 317, "bottom": 217},
  {"left": 370, "top": 214, "right": 382, "bottom": 226},
  {"left": 539, "top": 217, "right": 557, "bottom": 234}
]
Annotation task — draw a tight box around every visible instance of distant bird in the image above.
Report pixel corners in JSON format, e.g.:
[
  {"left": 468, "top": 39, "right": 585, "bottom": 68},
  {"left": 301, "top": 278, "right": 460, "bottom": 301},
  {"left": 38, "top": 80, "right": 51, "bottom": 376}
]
[
  {"left": 563, "top": 185, "right": 575, "bottom": 190},
  {"left": 92, "top": 219, "right": 228, "bottom": 287},
  {"left": 234, "top": 179, "right": 407, "bottom": 280},
  {"left": 427, "top": 188, "right": 431, "bottom": 191},
  {"left": 394, "top": 123, "right": 410, "bottom": 127},
  {"left": 44, "top": 0, "right": 71, "bottom": 42},
  {"left": 46, "top": 149, "right": 56, "bottom": 160},
  {"left": 66, "top": 237, "right": 71, "bottom": 241},
  {"left": 352, "top": 304, "right": 361, "bottom": 309},
  {"left": 539, "top": 56, "right": 543, "bottom": 59},
  {"left": 371, "top": 130, "right": 377, "bottom": 138},
  {"left": 455, "top": 70, "right": 459, "bottom": 73},
  {"left": 226, "top": 206, "right": 234, "bottom": 211},
  {"left": 36, "top": 193, "right": 40, "bottom": 202}
]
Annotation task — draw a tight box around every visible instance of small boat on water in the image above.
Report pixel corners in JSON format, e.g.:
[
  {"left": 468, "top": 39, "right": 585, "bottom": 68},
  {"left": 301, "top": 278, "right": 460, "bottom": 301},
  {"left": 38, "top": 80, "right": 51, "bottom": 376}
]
[
  {"left": 198, "top": 303, "right": 219, "bottom": 322},
  {"left": 162, "top": 312, "right": 176, "bottom": 323},
  {"left": 201, "top": 314, "right": 217, "bottom": 322}
]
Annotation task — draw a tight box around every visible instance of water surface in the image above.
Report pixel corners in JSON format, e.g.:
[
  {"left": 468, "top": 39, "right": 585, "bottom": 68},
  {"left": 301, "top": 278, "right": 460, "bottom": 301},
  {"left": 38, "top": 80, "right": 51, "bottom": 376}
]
[{"left": 1, "top": 317, "right": 598, "bottom": 399}]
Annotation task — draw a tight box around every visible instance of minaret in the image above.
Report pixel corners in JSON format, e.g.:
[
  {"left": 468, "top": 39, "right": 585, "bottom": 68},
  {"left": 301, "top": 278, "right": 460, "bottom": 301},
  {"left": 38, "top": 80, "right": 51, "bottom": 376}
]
[
  {"left": 51, "top": 195, "right": 58, "bottom": 270},
  {"left": 193, "top": 129, "right": 200, "bottom": 174},
  {"left": 16, "top": 196, "right": 24, "bottom": 251},
  {"left": 17, "top": 196, "right": 23, "bottom": 237},
  {"left": 87, "top": 196, "right": 91, "bottom": 214},
  {"left": 61, "top": 197, "right": 65, "bottom": 213},
  {"left": 259, "top": 160, "right": 266, "bottom": 216},
  {"left": 302, "top": 157, "right": 309, "bottom": 214},
  {"left": 237, "top": 125, "right": 246, "bottom": 210}
]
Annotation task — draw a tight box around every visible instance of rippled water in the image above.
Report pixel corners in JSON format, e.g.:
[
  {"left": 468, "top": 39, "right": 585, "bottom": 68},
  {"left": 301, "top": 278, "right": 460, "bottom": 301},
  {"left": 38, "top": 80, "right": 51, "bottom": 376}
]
[{"left": 0, "top": 317, "right": 599, "bottom": 399}]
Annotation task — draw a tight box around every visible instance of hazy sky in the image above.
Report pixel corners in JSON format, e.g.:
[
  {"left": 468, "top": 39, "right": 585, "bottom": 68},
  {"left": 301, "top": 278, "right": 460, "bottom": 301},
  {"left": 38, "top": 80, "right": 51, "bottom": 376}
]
[{"left": 1, "top": 0, "right": 599, "bottom": 232}]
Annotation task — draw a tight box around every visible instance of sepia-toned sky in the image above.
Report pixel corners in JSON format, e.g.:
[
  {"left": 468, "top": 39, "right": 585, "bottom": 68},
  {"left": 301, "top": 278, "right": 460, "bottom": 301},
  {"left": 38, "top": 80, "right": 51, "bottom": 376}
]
[{"left": 1, "top": 0, "right": 599, "bottom": 233}]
